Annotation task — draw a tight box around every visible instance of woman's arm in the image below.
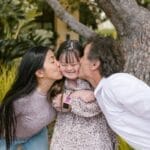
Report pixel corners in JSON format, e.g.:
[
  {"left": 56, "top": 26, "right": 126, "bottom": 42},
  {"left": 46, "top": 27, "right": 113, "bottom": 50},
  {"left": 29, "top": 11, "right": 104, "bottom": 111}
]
[{"left": 52, "top": 94, "right": 63, "bottom": 112}]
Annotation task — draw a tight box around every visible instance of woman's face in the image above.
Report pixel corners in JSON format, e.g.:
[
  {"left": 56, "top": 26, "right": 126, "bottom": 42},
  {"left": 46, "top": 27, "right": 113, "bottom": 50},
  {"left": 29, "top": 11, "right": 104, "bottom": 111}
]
[
  {"left": 59, "top": 53, "right": 80, "bottom": 80},
  {"left": 42, "top": 50, "right": 62, "bottom": 81}
]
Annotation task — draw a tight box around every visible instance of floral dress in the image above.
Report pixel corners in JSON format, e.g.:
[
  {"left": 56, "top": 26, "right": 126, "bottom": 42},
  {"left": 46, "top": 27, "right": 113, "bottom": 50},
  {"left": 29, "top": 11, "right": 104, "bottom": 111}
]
[{"left": 50, "top": 79, "right": 117, "bottom": 150}]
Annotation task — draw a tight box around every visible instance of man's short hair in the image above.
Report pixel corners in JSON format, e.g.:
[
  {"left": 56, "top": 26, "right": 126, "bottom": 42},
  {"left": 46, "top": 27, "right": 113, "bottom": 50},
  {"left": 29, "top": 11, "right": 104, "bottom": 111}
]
[{"left": 84, "top": 35, "right": 125, "bottom": 77}]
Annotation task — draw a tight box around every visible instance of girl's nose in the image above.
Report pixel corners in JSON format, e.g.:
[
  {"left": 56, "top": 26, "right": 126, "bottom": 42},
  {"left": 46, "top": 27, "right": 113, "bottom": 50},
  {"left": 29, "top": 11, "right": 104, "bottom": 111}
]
[{"left": 66, "top": 64, "right": 73, "bottom": 70}]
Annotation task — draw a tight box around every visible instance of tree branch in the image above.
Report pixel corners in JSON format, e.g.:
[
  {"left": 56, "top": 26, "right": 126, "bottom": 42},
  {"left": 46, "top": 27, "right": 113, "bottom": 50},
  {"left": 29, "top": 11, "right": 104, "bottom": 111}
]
[{"left": 46, "top": 0, "right": 97, "bottom": 39}]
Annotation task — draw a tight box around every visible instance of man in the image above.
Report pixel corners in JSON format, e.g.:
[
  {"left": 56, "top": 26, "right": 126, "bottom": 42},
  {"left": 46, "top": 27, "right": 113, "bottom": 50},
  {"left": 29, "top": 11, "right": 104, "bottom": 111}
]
[{"left": 79, "top": 36, "right": 150, "bottom": 150}]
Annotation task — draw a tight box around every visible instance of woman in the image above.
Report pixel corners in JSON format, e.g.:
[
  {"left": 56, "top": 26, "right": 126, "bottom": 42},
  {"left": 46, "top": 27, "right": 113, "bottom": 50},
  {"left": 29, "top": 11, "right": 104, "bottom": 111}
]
[
  {"left": 49, "top": 40, "right": 117, "bottom": 150},
  {"left": 0, "top": 46, "right": 62, "bottom": 150}
]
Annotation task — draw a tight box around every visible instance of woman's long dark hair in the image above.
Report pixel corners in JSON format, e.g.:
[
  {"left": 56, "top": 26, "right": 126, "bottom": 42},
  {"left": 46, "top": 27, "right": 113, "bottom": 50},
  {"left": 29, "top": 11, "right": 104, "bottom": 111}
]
[
  {"left": 0, "top": 46, "right": 50, "bottom": 149},
  {"left": 49, "top": 40, "right": 83, "bottom": 100}
]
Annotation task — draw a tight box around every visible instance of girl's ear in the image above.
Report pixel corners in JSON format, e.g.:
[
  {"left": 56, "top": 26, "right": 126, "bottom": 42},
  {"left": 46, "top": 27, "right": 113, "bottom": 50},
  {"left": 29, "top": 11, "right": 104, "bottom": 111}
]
[
  {"left": 90, "top": 60, "right": 100, "bottom": 71},
  {"left": 35, "top": 69, "right": 44, "bottom": 78}
]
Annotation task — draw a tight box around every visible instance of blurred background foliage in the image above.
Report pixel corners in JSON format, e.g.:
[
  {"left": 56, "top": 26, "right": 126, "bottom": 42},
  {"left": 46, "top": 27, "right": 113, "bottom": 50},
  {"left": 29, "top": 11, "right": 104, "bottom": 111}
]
[
  {"left": 0, "top": 0, "right": 149, "bottom": 149},
  {"left": 0, "top": 63, "right": 17, "bottom": 102},
  {"left": 0, "top": 0, "right": 149, "bottom": 64},
  {"left": 0, "top": 0, "right": 56, "bottom": 65}
]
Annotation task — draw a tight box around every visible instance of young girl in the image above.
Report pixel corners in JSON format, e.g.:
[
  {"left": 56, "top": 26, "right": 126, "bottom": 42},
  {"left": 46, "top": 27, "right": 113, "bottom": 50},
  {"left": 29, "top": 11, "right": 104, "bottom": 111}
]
[
  {"left": 0, "top": 46, "right": 62, "bottom": 150},
  {"left": 49, "top": 40, "right": 117, "bottom": 150}
]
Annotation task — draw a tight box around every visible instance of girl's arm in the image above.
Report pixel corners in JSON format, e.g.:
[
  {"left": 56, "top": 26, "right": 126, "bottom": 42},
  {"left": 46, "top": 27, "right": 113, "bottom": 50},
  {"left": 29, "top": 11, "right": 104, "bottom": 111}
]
[
  {"left": 63, "top": 91, "right": 101, "bottom": 117},
  {"left": 52, "top": 91, "right": 101, "bottom": 117},
  {"left": 70, "top": 90, "right": 95, "bottom": 103},
  {"left": 70, "top": 97, "right": 101, "bottom": 117}
]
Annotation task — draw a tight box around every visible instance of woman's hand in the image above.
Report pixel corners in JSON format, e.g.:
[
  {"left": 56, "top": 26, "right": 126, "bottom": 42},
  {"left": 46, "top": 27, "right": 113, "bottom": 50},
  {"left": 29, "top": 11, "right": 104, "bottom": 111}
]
[
  {"left": 52, "top": 93, "right": 72, "bottom": 112},
  {"left": 52, "top": 94, "right": 62, "bottom": 111}
]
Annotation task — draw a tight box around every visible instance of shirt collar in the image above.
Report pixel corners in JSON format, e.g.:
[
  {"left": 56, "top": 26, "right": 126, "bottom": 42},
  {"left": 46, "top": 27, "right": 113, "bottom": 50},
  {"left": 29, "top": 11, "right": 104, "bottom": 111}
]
[{"left": 94, "top": 77, "right": 106, "bottom": 96}]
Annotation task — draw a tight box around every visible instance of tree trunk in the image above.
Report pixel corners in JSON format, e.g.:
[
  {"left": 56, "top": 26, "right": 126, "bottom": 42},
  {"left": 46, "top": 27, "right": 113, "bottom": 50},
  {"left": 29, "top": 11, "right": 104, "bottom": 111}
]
[
  {"left": 46, "top": 0, "right": 150, "bottom": 85},
  {"left": 95, "top": 0, "right": 150, "bottom": 84}
]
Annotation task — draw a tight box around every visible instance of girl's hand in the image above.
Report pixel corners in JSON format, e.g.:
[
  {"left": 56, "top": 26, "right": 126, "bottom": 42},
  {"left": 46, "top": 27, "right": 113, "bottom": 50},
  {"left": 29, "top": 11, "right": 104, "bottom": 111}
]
[{"left": 70, "top": 90, "right": 95, "bottom": 103}]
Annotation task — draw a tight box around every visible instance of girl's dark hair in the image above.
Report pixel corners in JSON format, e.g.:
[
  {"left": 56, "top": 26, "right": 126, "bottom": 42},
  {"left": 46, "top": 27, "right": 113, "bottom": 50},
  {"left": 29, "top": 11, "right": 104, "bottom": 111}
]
[
  {"left": 49, "top": 40, "right": 83, "bottom": 100},
  {"left": 84, "top": 36, "right": 125, "bottom": 77},
  {"left": 56, "top": 40, "right": 83, "bottom": 62},
  {"left": 0, "top": 46, "right": 50, "bottom": 149}
]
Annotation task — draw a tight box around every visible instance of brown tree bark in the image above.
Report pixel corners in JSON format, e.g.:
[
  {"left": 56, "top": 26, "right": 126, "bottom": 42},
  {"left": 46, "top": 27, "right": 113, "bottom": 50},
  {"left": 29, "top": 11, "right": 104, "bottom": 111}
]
[
  {"left": 95, "top": 0, "right": 150, "bottom": 84},
  {"left": 46, "top": 0, "right": 150, "bottom": 85}
]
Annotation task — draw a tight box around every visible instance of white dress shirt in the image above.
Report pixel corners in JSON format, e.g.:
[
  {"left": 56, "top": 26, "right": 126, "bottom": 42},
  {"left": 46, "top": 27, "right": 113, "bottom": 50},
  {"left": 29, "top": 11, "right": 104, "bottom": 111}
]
[{"left": 94, "top": 73, "right": 150, "bottom": 150}]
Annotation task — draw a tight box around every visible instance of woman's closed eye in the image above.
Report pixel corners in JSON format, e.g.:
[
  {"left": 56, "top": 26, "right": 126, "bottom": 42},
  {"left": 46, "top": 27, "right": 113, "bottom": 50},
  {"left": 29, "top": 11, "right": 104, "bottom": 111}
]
[{"left": 49, "top": 56, "right": 56, "bottom": 63}]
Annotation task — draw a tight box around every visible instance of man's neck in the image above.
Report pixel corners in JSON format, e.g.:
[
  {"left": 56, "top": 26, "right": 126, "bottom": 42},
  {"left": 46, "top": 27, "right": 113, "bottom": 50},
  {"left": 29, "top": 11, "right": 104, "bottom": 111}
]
[{"left": 89, "top": 73, "right": 102, "bottom": 88}]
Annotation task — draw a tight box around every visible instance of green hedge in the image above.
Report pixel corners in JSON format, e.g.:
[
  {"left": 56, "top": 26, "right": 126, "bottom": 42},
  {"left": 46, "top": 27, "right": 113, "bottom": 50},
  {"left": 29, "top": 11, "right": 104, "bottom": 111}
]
[
  {"left": 0, "top": 64, "right": 17, "bottom": 102},
  {"left": 118, "top": 136, "right": 134, "bottom": 150},
  {"left": 96, "top": 29, "right": 117, "bottom": 39}
]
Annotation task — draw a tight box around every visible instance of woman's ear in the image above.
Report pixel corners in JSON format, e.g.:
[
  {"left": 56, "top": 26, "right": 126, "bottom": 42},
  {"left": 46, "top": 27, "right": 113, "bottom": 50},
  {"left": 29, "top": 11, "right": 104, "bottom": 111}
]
[
  {"left": 35, "top": 69, "right": 44, "bottom": 78},
  {"left": 91, "top": 60, "right": 100, "bottom": 71}
]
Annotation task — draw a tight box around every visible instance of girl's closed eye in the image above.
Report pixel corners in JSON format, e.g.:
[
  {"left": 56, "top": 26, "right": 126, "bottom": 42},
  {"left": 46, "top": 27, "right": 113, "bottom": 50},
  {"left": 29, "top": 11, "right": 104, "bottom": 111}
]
[
  {"left": 71, "top": 63, "right": 79, "bottom": 66},
  {"left": 60, "top": 63, "right": 67, "bottom": 67}
]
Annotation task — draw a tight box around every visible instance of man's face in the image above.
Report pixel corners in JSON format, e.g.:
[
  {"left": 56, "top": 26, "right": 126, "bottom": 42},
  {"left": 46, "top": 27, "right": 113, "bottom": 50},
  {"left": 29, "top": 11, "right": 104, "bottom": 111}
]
[{"left": 79, "top": 43, "right": 92, "bottom": 80}]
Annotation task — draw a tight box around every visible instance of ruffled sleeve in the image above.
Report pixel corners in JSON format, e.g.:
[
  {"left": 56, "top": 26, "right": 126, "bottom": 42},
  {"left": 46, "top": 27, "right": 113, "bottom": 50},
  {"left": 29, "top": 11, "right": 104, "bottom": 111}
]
[{"left": 70, "top": 98, "right": 101, "bottom": 117}]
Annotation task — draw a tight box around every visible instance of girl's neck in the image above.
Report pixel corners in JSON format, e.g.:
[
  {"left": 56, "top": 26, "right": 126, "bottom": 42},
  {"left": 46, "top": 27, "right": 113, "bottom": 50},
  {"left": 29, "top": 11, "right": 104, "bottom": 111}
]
[{"left": 66, "top": 78, "right": 78, "bottom": 89}]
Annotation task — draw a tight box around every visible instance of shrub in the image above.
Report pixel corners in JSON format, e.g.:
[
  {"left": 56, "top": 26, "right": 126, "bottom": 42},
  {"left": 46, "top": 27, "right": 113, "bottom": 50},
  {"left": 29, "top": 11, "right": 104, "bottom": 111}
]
[
  {"left": 0, "top": 63, "right": 18, "bottom": 102},
  {"left": 118, "top": 136, "right": 134, "bottom": 150}
]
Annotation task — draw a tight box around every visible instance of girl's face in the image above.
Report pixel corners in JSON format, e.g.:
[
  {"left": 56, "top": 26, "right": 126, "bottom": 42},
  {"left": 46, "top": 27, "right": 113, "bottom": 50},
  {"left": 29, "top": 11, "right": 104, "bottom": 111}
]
[
  {"left": 59, "top": 53, "right": 80, "bottom": 80},
  {"left": 42, "top": 50, "right": 62, "bottom": 81}
]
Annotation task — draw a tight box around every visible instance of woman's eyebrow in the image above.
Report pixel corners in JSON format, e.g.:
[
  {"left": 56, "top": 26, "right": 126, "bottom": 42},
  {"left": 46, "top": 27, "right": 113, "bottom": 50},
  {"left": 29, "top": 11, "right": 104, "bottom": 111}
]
[{"left": 49, "top": 55, "right": 55, "bottom": 58}]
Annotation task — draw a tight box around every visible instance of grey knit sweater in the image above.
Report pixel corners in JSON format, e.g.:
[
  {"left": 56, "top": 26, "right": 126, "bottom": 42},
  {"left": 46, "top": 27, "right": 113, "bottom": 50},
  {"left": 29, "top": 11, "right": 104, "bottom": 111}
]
[{"left": 13, "top": 90, "right": 56, "bottom": 139}]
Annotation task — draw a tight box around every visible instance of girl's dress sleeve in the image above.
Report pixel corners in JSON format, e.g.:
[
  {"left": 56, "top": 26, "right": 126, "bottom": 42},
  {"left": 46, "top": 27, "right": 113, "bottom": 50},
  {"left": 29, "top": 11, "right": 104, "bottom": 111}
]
[
  {"left": 65, "top": 79, "right": 102, "bottom": 117},
  {"left": 70, "top": 97, "right": 101, "bottom": 118}
]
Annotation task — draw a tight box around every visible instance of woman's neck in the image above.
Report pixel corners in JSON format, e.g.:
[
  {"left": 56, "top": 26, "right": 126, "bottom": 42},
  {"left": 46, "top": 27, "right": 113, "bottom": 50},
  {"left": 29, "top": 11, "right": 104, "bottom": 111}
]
[{"left": 37, "top": 78, "right": 54, "bottom": 94}]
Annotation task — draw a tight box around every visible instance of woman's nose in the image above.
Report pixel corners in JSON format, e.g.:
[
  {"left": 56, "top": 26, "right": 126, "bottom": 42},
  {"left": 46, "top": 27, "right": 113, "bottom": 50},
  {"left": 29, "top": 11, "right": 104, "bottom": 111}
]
[{"left": 56, "top": 60, "right": 60, "bottom": 67}]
